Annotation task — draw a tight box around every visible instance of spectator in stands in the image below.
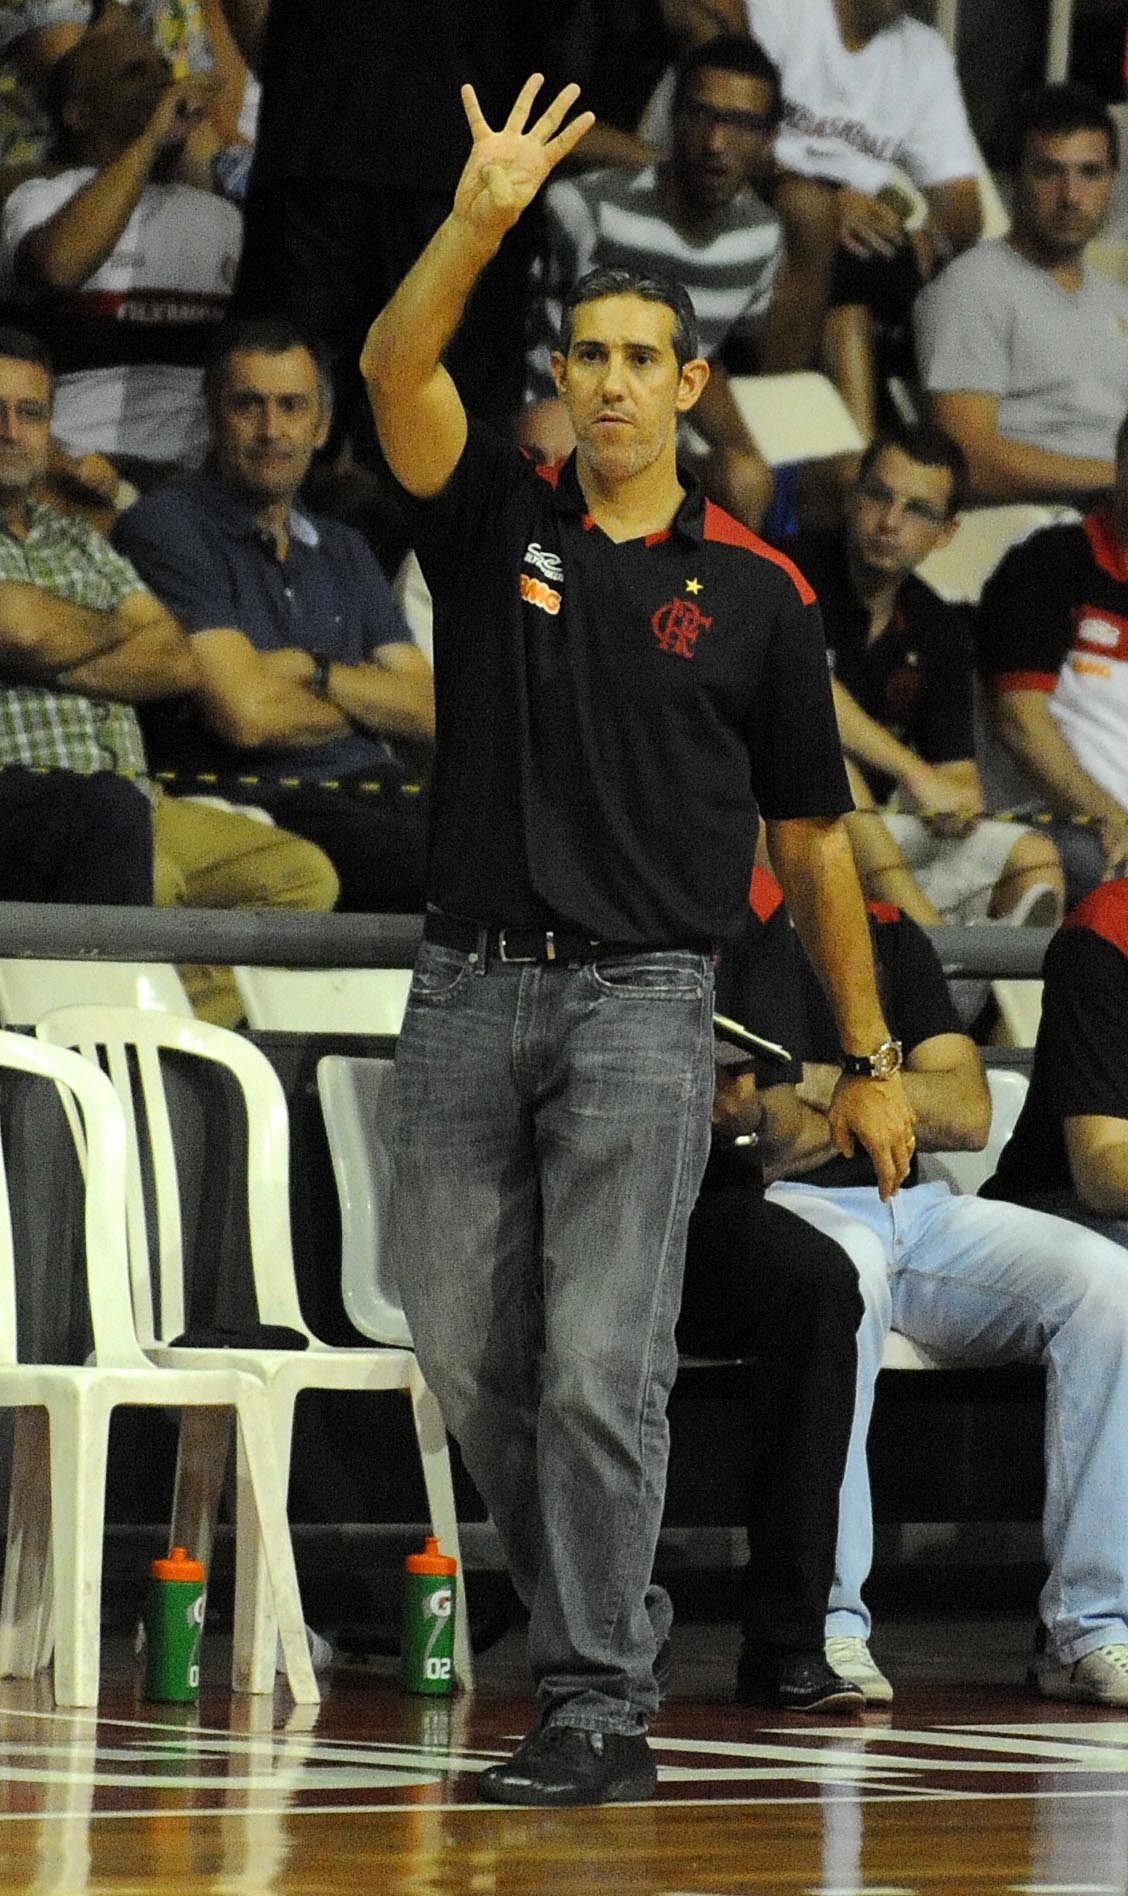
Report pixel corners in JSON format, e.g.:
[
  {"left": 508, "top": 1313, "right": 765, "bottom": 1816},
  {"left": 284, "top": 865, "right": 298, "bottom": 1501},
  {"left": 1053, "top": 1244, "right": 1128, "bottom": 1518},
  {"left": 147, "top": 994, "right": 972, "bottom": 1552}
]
[
  {"left": 984, "top": 882, "right": 1128, "bottom": 1254},
  {"left": 915, "top": 84, "right": 1128, "bottom": 505},
  {"left": 521, "top": 35, "right": 788, "bottom": 529},
  {"left": 715, "top": 865, "right": 1128, "bottom": 1706},
  {"left": 113, "top": 316, "right": 434, "bottom": 913},
  {"left": 643, "top": 0, "right": 983, "bottom": 437},
  {"left": 786, "top": 422, "right": 1063, "bottom": 931},
  {"left": 0, "top": 325, "right": 338, "bottom": 1022},
  {"left": 977, "top": 409, "right": 1128, "bottom": 904},
  {"left": 0, "top": 12, "right": 241, "bottom": 480},
  {"left": 0, "top": 0, "right": 250, "bottom": 187}
]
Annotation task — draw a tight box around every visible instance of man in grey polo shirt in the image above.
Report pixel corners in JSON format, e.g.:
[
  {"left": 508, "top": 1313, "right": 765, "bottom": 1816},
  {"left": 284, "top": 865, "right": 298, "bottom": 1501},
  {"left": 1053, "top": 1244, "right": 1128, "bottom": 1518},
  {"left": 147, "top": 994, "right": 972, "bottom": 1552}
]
[{"left": 914, "top": 83, "right": 1128, "bottom": 505}]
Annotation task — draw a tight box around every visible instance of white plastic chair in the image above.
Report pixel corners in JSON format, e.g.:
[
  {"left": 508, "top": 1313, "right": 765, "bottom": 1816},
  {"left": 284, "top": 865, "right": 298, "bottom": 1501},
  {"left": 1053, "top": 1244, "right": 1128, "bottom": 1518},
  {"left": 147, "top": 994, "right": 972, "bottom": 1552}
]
[
  {"left": 0, "top": 959, "right": 192, "bottom": 1025},
  {"left": 316, "top": 1053, "right": 471, "bottom": 1681},
  {"left": 727, "top": 372, "right": 866, "bottom": 467},
  {"left": 233, "top": 966, "right": 412, "bottom": 1037},
  {"left": 919, "top": 1066, "right": 1030, "bottom": 1197},
  {"left": 0, "top": 1028, "right": 317, "bottom": 1707},
  {"left": 915, "top": 504, "right": 1072, "bottom": 604},
  {"left": 35, "top": 1005, "right": 471, "bottom": 1692}
]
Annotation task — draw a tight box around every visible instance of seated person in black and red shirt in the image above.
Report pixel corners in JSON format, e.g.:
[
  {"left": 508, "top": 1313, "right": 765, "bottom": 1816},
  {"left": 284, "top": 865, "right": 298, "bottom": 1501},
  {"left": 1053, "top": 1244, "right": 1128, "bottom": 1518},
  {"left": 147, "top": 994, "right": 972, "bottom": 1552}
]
[
  {"left": 983, "top": 879, "right": 1128, "bottom": 1242},
  {"left": 977, "top": 409, "right": 1128, "bottom": 907},
  {"left": 782, "top": 423, "right": 1063, "bottom": 931}
]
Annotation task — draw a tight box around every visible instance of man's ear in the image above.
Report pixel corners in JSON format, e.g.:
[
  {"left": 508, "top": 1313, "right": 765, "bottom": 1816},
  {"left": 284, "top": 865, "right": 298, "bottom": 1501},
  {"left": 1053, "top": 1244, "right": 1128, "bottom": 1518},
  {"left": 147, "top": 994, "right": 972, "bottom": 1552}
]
[
  {"left": 550, "top": 349, "right": 567, "bottom": 397},
  {"left": 675, "top": 357, "right": 710, "bottom": 413}
]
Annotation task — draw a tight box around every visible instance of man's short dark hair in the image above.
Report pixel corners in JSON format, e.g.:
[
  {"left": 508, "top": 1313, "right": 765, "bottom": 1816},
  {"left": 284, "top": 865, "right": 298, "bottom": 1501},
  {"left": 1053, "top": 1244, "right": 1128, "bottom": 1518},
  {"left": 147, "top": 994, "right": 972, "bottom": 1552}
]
[
  {"left": 204, "top": 316, "right": 334, "bottom": 414},
  {"left": 1013, "top": 82, "right": 1119, "bottom": 171},
  {"left": 1114, "top": 407, "right": 1128, "bottom": 462},
  {"left": 672, "top": 34, "right": 782, "bottom": 124},
  {"left": 858, "top": 421, "right": 969, "bottom": 517},
  {"left": 559, "top": 267, "right": 701, "bottom": 371},
  {"left": 0, "top": 325, "right": 54, "bottom": 395}
]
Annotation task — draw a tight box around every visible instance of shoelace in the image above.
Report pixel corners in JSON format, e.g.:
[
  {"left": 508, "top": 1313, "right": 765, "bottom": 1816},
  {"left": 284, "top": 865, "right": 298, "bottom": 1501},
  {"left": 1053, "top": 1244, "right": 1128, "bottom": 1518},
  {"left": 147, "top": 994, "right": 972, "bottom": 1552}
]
[{"left": 1084, "top": 1644, "right": 1128, "bottom": 1677}]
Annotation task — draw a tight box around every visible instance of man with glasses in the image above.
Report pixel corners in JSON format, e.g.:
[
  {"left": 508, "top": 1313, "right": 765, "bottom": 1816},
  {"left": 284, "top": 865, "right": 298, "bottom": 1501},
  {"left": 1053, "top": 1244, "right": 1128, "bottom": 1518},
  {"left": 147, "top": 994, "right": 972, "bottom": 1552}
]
[
  {"left": 521, "top": 35, "right": 790, "bottom": 530},
  {"left": 782, "top": 422, "right": 1064, "bottom": 932}
]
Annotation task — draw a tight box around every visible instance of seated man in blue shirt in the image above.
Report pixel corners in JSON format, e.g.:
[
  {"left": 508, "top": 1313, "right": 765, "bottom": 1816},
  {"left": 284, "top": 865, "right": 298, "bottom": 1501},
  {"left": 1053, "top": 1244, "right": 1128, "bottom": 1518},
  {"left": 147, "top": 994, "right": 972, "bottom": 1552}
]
[{"left": 112, "top": 315, "right": 435, "bottom": 911}]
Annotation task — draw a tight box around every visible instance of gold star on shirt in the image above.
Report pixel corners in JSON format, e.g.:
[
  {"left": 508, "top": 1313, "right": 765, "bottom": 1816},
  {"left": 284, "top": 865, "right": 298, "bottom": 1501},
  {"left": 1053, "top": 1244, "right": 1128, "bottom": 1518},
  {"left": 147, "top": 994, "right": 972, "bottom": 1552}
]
[{"left": 685, "top": 577, "right": 702, "bottom": 595}]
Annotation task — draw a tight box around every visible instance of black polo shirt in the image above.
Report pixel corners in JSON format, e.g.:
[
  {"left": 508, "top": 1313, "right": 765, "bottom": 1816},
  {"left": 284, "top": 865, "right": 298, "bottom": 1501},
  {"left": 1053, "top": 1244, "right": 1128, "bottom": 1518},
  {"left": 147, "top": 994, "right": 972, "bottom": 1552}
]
[
  {"left": 401, "top": 424, "right": 851, "bottom": 943},
  {"left": 715, "top": 870, "right": 961, "bottom": 1188},
  {"left": 983, "top": 882, "right": 1128, "bottom": 1206},
  {"left": 977, "top": 504, "right": 1128, "bottom": 691},
  {"left": 786, "top": 530, "right": 976, "bottom": 806}
]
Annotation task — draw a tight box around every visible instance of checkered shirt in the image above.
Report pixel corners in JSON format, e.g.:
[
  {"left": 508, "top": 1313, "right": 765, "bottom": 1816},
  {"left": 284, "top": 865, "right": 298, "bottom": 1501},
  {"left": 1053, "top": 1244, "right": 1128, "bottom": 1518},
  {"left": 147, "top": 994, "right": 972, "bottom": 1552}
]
[{"left": 0, "top": 500, "right": 150, "bottom": 785}]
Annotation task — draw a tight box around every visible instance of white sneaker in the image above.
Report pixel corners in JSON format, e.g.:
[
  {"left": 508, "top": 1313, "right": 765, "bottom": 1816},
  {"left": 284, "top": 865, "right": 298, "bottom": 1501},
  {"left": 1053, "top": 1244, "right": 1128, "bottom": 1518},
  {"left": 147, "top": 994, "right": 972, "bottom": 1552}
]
[
  {"left": 1034, "top": 1642, "right": 1128, "bottom": 1704},
  {"left": 825, "top": 1635, "right": 893, "bottom": 1703}
]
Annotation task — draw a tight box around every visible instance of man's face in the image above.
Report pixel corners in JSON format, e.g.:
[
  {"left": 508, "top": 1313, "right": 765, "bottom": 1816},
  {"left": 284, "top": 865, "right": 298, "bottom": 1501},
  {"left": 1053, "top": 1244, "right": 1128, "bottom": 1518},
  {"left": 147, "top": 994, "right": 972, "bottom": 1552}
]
[
  {"left": 212, "top": 347, "right": 330, "bottom": 509},
  {"left": 1014, "top": 127, "right": 1116, "bottom": 260},
  {"left": 551, "top": 294, "right": 705, "bottom": 485},
  {"left": 672, "top": 66, "right": 777, "bottom": 210},
  {"left": 848, "top": 444, "right": 957, "bottom": 580},
  {"left": 65, "top": 18, "right": 173, "bottom": 150},
  {"left": 0, "top": 356, "right": 51, "bottom": 501}
]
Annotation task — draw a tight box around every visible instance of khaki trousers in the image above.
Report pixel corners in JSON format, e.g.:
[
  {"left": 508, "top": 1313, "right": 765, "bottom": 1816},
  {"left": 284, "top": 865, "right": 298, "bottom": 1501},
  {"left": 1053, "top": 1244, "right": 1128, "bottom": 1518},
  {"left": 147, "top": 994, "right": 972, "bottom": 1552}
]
[{"left": 152, "top": 793, "right": 339, "bottom": 1027}]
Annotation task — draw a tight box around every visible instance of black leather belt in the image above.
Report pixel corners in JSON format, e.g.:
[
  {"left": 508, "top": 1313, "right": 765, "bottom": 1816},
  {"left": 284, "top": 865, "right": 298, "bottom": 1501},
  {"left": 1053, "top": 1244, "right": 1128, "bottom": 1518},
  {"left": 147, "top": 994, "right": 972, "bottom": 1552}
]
[{"left": 423, "top": 912, "right": 710, "bottom": 965}]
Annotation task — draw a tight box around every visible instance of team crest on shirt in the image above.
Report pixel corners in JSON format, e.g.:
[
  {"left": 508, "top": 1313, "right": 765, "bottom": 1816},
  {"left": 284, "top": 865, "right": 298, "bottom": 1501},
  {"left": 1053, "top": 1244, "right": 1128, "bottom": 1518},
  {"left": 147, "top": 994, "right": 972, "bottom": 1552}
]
[
  {"left": 520, "top": 542, "right": 563, "bottom": 616},
  {"left": 650, "top": 595, "right": 713, "bottom": 659}
]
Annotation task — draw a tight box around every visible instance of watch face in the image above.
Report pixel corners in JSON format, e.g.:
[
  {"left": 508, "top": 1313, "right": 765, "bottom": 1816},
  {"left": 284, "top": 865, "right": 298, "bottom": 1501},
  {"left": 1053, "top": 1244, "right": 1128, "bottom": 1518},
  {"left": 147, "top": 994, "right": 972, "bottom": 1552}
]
[{"left": 872, "top": 1039, "right": 903, "bottom": 1079}]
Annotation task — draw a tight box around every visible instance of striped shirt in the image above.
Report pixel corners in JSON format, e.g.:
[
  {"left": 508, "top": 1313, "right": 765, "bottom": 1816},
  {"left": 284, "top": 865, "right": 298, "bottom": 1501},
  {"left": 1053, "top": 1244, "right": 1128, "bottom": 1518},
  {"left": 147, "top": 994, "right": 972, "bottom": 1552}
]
[
  {"left": 0, "top": 500, "right": 150, "bottom": 783},
  {"left": 525, "top": 163, "right": 783, "bottom": 402}
]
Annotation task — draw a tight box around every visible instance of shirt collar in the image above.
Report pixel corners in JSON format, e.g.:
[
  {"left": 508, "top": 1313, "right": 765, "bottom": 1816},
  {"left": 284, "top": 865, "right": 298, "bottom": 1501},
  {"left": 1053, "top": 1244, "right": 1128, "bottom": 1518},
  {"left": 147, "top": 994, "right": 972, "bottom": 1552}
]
[
  {"left": 547, "top": 451, "right": 707, "bottom": 544},
  {"left": 196, "top": 457, "right": 321, "bottom": 550}
]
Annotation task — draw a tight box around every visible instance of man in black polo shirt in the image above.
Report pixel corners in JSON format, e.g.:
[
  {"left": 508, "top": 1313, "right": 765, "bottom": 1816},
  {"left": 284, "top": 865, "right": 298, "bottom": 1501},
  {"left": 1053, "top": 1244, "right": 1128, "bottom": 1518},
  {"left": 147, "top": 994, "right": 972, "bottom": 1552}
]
[
  {"left": 360, "top": 74, "right": 914, "bottom": 1808},
  {"left": 787, "top": 425, "right": 1063, "bottom": 931}
]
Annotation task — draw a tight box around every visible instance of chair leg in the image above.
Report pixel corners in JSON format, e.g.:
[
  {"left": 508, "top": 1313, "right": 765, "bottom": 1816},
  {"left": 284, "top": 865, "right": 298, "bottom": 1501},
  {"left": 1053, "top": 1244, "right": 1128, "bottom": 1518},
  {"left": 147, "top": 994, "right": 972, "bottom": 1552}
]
[
  {"left": 48, "top": 1388, "right": 109, "bottom": 1708},
  {"left": 229, "top": 1398, "right": 316, "bottom": 1704},
  {"left": 409, "top": 1373, "right": 473, "bottom": 1692},
  {"left": 170, "top": 1406, "right": 233, "bottom": 1576},
  {"left": 0, "top": 1407, "right": 52, "bottom": 1679}
]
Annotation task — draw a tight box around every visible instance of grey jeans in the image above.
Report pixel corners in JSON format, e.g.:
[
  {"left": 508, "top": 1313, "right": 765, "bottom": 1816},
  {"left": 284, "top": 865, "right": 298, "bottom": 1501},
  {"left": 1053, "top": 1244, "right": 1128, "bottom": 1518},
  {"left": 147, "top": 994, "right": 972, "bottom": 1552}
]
[{"left": 388, "top": 940, "right": 715, "bottom": 1733}]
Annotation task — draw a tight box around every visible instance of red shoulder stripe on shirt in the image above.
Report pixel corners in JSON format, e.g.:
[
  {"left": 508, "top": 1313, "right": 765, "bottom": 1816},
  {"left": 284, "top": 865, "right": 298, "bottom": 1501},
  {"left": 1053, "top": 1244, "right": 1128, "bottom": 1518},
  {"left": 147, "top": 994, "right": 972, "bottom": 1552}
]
[
  {"left": 702, "top": 501, "right": 817, "bottom": 605},
  {"left": 991, "top": 669, "right": 1058, "bottom": 695},
  {"left": 749, "top": 865, "right": 785, "bottom": 920},
  {"left": 1064, "top": 881, "right": 1128, "bottom": 958},
  {"left": 1083, "top": 502, "right": 1128, "bottom": 584}
]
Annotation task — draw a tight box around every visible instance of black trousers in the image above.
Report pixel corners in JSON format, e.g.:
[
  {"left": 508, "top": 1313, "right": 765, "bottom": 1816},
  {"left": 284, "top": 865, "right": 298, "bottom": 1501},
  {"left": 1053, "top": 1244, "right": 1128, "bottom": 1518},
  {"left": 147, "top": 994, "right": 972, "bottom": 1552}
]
[
  {"left": 680, "top": 1150, "right": 863, "bottom": 1660},
  {"left": 0, "top": 767, "right": 153, "bottom": 904},
  {"left": 214, "top": 779, "right": 429, "bottom": 915}
]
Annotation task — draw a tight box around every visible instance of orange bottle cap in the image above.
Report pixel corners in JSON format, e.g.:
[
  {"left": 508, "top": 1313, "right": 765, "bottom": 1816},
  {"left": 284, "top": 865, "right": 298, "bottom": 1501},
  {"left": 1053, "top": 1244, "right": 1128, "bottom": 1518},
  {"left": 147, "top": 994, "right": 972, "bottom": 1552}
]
[
  {"left": 404, "top": 1534, "right": 457, "bottom": 1576},
  {"left": 150, "top": 1546, "right": 205, "bottom": 1582}
]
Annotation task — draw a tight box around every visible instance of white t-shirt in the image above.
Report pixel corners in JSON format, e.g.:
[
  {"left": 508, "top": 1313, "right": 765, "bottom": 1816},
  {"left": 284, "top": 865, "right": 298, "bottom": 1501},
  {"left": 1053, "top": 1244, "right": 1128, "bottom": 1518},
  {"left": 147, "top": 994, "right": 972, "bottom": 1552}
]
[
  {"left": 914, "top": 239, "right": 1128, "bottom": 464},
  {"left": 643, "top": 0, "right": 977, "bottom": 196},
  {"left": 0, "top": 169, "right": 241, "bottom": 464}
]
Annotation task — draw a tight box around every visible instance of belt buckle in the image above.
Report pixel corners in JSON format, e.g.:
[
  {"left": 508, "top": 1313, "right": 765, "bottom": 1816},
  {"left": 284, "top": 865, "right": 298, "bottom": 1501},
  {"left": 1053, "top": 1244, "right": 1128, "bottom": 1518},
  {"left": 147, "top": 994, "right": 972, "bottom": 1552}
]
[{"left": 497, "top": 928, "right": 548, "bottom": 964}]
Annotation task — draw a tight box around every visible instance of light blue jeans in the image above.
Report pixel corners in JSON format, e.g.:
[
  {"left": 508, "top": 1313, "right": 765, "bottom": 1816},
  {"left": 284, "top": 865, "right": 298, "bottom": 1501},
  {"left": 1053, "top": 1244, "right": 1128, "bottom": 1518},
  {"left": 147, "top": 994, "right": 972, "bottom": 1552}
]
[
  {"left": 766, "top": 1178, "right": 1128, "bottom": 1665},
  {"left": 388, "top": 940, "right": 715, "bottom": 1733}
]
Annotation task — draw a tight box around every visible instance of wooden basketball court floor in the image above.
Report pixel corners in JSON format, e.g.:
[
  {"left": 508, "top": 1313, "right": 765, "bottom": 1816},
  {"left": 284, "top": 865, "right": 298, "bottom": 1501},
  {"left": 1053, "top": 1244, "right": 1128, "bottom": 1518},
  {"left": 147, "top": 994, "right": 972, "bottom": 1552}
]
[{"left": 4, "top": 1608, "right": 1128, "bottom": 1895}]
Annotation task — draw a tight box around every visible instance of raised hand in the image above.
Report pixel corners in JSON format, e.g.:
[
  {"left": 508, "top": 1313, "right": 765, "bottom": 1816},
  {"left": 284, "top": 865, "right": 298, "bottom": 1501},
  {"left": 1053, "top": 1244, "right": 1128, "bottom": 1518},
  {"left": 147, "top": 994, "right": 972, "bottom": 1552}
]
[{"left": 453, "top": 74, "right": 595, "bottom": 246}]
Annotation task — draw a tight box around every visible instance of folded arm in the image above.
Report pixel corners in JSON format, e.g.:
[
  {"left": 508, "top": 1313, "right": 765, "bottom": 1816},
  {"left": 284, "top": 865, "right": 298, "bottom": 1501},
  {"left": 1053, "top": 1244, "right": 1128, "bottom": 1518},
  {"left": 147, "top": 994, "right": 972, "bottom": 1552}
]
[
  {"left": 927, "top": 390, "right": 1113, "bottom": 504},
  {"left": 0, "top": 579, "right": 196, "bottom": 699}
]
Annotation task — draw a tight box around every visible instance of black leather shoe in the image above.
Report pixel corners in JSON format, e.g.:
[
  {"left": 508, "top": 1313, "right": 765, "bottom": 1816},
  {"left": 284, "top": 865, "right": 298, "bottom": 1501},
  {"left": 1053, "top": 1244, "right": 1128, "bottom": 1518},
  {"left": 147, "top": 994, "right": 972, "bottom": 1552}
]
[
  {"left": 477, "top": 1724, "right": 658, "bottom": 1806},
  {"left": 735, "top": 1653, "right": 865, "bottom": 1713}
]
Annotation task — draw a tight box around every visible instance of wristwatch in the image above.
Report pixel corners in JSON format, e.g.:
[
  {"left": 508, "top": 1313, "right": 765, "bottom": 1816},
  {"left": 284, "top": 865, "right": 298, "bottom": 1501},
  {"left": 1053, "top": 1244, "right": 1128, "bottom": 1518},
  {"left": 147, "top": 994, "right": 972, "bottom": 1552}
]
[
  {"left": 309, "top": 652, "right": 333, "bottom": 699},
  {"left": 839, "top": 1037, "right": 903, "bottom": 1080}
]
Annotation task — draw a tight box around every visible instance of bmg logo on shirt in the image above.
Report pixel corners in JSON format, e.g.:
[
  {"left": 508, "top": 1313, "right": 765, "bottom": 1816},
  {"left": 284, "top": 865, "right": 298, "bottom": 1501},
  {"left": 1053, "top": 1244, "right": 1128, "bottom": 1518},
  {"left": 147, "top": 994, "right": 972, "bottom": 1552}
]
[{"left": 520, "top": 541, "right": 564, "bottom": 616}]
